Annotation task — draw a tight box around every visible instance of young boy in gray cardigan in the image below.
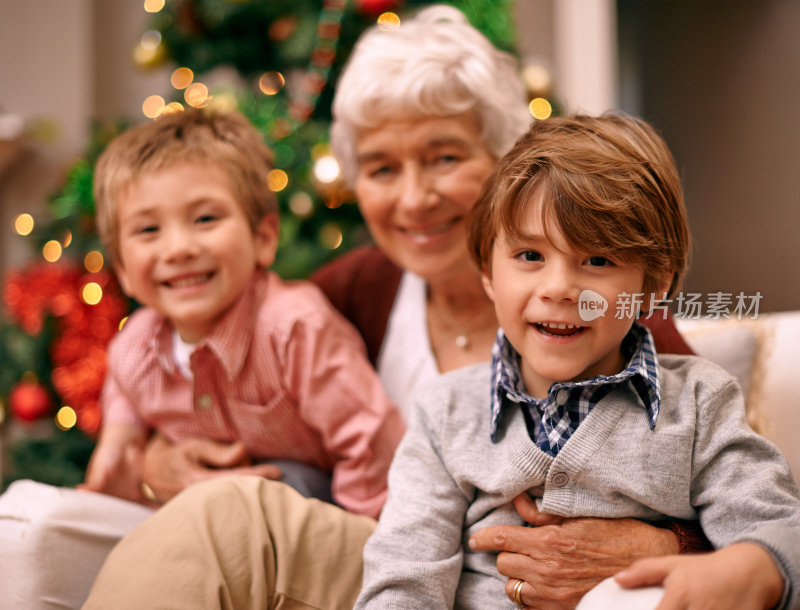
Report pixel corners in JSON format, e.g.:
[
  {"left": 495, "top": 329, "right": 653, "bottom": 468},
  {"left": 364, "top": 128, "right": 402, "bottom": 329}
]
[{"left": 355, "top": 114, "right": 800, "bottom": 610}]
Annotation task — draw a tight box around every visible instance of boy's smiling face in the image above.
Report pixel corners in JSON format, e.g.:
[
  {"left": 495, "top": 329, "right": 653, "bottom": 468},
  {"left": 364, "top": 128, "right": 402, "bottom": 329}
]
[
  {"left": 482, "top": 192, "right": 661, "bottom": 399},
  {"left": 114, "top": 162, "right": 278, "bottom": 343}
]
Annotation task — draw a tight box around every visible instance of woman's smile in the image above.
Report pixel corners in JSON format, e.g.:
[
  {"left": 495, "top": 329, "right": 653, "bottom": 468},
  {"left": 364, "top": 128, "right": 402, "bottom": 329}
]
[{"left": 395, "top": 217, "right": 462, "bottom": 242}]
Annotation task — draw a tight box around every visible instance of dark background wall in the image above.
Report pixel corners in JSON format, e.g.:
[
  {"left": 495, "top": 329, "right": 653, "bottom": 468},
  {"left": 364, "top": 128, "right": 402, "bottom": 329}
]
[{"left": 618, "top": 0, "right": 800, "bottom": 313}]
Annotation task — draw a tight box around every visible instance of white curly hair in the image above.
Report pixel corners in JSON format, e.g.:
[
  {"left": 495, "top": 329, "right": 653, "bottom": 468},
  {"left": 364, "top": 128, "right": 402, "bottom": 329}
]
[{"left": 330, "top": 4, "right": 531, "bottom": 187}]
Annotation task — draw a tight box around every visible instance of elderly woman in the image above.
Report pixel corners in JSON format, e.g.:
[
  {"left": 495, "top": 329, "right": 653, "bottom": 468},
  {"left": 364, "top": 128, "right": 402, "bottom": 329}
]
[{"left": 82, "top": 7, "right": 711, "bottom": 610}]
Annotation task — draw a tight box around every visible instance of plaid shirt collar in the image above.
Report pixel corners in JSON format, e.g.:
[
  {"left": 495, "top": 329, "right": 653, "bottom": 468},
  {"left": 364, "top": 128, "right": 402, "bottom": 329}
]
[
  {"left": 149, "top": 270, "right": 267, "bottom": 380},
  {"left": 489, "top": 322, "right": 661, "bottom": 456}
]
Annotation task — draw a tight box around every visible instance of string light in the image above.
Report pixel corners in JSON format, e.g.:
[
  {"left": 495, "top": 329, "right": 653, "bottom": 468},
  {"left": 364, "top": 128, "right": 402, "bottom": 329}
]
[
  {"left": 267, "top": 169, "right": 289, "bottom": 192},
  {"left": 14, "top": 213, "right": 34, "bottom": 236},
  {"left": 84, "top": 250, "right": 104, "bottom": 273},
  {"left": 259, "top": 72, "right": 285, "bottom": 95},
  {"left": 163, "top": 102, "right": 185, "bottom": 114},
  {"left": 289, "top": 192, "right": 314, "bottom": 218},
  {"left": 81, "top": 282, "right": 103, "bottom": 306},
  {"left": 142, "top": 95, "right": 165, "bottom": 118},
  {"left": 184, "top": 82, "right": 209, "bottom": 107},
  {"left": 529, "top": 97, "right": 553, "bottom": 120},
  {"left": 313, "top": 155, "right": 340, "bottom": 184},
  {"left": 377, "top": 12, "right": 401, "bottom": 30},
  {"left": 171, "top": 67, "right": 194, "bottom": 90},
  {"left": 522, "top": 64, "right": 553, "bottom": 94},
  {"left": 320, "top": 222, "right": 343, "bottom": 249},
  {"left": 143, "top": 0, "right": 165, "bottom": 13},
  {"left": 42, "top": 240, "right": 62, "bottom": 262},
  {"left": 55, "top": 406, "right": 78, "bottom": 431}
]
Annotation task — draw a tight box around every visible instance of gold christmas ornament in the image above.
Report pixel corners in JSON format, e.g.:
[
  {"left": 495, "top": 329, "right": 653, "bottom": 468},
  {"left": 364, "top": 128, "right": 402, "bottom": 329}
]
[{"left": 132, "top": 32, "right": 167, "bottom": 70}]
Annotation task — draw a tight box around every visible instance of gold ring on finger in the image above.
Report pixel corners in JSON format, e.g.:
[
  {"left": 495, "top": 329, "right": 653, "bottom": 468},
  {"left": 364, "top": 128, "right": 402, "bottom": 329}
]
[{"left": 512, "top": 578, "right": 525, "bottom": 607}]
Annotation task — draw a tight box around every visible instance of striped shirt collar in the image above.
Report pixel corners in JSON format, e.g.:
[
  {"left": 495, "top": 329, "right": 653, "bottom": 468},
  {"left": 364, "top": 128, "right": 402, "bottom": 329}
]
[{"left": 489, "top": 322, "right": 661, "bottom": 453}]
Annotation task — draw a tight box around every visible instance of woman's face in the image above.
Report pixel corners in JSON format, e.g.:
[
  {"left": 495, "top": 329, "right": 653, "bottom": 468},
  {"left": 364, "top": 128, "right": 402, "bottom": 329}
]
[{"left": 353, "top": 113, "right": 495, "bottom": 283}]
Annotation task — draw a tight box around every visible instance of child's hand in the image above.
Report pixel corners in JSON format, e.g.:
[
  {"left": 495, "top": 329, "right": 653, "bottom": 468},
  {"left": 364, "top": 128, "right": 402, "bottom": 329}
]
[
  {"left": 614, "top": 542, "right": 783, "bottom": 610},
  {"left": 81, "top": 423, "right": 148, "bottom": 503}
]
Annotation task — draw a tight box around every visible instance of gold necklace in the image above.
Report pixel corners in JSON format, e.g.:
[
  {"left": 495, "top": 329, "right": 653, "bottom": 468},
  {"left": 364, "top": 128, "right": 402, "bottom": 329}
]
[{"left": 429, "top": 298, "right": 493, "bottom": 351}]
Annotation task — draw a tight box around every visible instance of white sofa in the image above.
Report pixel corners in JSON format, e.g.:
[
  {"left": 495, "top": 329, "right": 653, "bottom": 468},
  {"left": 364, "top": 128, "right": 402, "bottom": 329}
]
[{"left": 674, "top": 311, "right": 800, "bottom": 483}]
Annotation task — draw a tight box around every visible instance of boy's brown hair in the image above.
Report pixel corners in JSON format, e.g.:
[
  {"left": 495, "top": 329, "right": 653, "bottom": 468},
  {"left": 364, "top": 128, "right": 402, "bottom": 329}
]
[
  {"left": 469, "top": 113, "right": 690, "bottom": 298},
  {"left": 94, "top": 108, "right": 276, "bottom": 264}
]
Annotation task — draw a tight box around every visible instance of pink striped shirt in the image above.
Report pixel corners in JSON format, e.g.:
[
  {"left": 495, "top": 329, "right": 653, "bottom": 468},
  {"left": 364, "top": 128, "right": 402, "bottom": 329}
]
[{"left": 102, "top": 270, "right": 405, "bottom": 517}]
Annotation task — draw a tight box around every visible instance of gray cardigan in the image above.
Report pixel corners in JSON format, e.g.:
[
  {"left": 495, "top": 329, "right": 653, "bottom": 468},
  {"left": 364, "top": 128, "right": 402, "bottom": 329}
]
[{"left": 356, "top": 355, "right": 800, "bottom": 609}]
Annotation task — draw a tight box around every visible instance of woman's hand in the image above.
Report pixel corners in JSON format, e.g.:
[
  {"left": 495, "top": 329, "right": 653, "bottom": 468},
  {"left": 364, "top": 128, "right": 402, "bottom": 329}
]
[
  {"left": 468, "top": 493, "right": 680, "bottom": 609},
  {"left": 141, "top": 433, "right": 282, "bottom": 504},
  {"left": 614, "top": 543, "right": 783, "bottom": 610}
]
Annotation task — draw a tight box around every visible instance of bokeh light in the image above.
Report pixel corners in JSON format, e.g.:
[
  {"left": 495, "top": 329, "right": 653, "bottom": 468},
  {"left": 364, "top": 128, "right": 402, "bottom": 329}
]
[
  {"left": 42, "top": 240, "right": 62, "bottom": 262},
  {"left": 289, "top": 192, "right": 314, "bottom": 218},
  {"left": 119, "top": 316, "right": 129, "bottom": 331},
  {"left": 55, "top": 406, "right": 78, "bottom": 431},
  {"left": 377, "top": 12, "right": 401, "bottom": 30},
  {"left": 271, "top": 118, "right": 292, "bottom": 140},
  {"left": 163, "top": 102, "right": 185, "bottom": 114},
  {"left": 140, "top": 30, "right": 161, "bottom": 50},
  {"left": 81, "top": 282, "right": 103, "bottom": 305},
  {"left": 259, "top": 72, "right": 286, "bottom": 95},
  {"left": 522, "top": 64, "right": 553, "bottom": 94},
  {"left": 84, "top": 250, "right": 104, "bottom": 273},
  {"left": 171, "top": 67, "right": 194, "bottom": 89},
  {"left": 133, "top": 30, "right": 164, "bottom": 68},
  {"left": 207, "top": 91, "right": 238, "bottom": 112},
  {"left": 529, "top": 97, "right": 553, "bottom": 120},
  {"left": 143, "top": 0, "right": 165, "bottom": 13},
  {"left": 142, "top": 94, "right": 166, "bottom": 118},
  {"left": 184, "top": 82, "right": 209, "bottom": 107},
  {"left": 320, "top": 222, "right": 343, "bottom": 250},
  {"left": 14, "top": 213, "right": 34, "bottom": 236},
  {"left": 313, "top": 155, "right": 341, "bottom": 184},
  {"left": 267, "top": 169, "right": 289, "bottom": 192},
  {"left": 62, "top": 230, "right": 72, "bottom": 247}
]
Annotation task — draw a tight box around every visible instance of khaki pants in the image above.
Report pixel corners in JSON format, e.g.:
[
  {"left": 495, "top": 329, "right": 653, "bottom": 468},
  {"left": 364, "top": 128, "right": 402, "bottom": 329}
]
[{"left": 83, "top": 476, "right": 376, "bottom": 610}]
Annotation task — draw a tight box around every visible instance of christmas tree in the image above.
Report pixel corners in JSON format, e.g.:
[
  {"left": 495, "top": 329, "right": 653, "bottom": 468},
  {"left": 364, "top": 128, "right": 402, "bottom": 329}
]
[{"left": 0, "top": 0, "right": 517, "bottom": 489}]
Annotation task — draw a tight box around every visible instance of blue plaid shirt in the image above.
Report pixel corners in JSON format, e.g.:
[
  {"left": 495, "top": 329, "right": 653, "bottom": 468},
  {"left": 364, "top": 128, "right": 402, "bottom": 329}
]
[{"left": 489, "top": 323, "right": 661, "bottom": 456}]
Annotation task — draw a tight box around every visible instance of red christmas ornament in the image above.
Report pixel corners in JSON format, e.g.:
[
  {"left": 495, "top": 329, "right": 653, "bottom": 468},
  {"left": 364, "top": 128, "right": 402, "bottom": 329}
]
[
  {"left": 9, "top": 380, "right": 53, "bottom": 422},
  {"left": 356, "top": 0, "right": 401, "bottom": 16},
  {"left": 3, "top": 261, "right": 129, "bottom": 433}
]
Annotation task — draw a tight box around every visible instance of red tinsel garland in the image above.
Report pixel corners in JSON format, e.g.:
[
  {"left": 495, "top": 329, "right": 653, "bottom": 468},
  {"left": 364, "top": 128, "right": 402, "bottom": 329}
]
[{"left": 3, "top": 261, "right": 129, "bottom": 434}]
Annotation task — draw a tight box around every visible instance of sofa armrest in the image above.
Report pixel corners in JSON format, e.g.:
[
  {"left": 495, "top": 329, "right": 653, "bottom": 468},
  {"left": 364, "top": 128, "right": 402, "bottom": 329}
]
[{"left": 675, "top": 312, "right": 800, "bottom": 483}]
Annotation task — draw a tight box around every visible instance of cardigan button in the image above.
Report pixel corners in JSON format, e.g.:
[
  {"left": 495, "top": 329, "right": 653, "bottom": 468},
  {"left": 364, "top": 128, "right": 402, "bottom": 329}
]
[
  {"left": 552, "top": 472, "right": 569, "bottom": 487},
  {"left": 197, "top": 394, "right": 213, "bottom": 410}
]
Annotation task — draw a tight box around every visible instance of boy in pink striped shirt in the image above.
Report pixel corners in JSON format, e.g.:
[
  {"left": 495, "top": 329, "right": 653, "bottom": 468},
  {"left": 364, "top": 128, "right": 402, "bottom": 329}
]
[{"left": 83, "top": 108, "right": 404, "bottom": 518}]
